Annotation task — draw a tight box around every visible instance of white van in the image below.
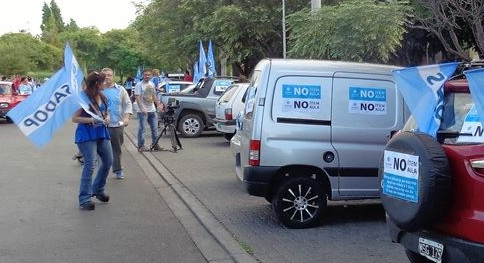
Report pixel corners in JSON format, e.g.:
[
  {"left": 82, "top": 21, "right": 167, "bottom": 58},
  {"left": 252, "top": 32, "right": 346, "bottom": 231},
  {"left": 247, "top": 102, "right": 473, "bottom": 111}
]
[{"left": 231, "top": 59, "right": 409, "bottom": 228}]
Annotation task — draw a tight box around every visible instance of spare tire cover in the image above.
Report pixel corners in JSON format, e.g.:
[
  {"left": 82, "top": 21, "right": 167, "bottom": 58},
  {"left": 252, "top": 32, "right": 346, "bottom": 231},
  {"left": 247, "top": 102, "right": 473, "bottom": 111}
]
[{"left": 379, "top": 131, "right": 451, "bottom": 231}]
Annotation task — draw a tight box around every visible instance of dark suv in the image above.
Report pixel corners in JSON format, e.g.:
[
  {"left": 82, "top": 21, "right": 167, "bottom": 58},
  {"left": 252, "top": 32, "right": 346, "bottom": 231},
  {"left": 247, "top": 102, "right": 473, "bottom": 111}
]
[{"left": 380, "top": 77, "right": 484, "bottom": 263}]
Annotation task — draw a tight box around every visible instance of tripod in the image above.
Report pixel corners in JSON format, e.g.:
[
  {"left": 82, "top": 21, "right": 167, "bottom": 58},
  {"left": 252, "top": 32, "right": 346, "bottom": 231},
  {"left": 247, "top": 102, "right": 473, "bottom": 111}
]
[{"left": 151, "top": 114, "right": 183, "bottom": 152}]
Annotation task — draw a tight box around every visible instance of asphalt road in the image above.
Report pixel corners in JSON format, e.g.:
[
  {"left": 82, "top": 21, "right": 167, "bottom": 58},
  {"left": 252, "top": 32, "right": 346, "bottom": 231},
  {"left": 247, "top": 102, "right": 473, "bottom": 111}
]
[
  {"left": 0, "top": 120, "right": 207, "bottom": 263},
  {"left": 135, "top": 127, "right": 409, "bottom": 263}
]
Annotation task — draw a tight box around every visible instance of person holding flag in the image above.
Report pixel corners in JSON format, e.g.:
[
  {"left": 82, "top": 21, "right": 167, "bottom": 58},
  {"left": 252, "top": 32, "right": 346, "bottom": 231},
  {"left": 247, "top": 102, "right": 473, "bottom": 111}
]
[
  {"left": 7, "top": 44, "right": 114, "bottom": 211},
  {"left": 71, "top": 71, "right": 113, "bottom": 211}
]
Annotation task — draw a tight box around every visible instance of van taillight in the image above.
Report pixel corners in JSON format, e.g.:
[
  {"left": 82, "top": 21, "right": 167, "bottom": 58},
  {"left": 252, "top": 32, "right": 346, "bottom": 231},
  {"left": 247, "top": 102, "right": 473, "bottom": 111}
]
[
  {"left": 249, "top": 140, "right": 260, "bottom": 166},
  {"left": 225, "top": 108, "right": 233, "bottom": 120}
]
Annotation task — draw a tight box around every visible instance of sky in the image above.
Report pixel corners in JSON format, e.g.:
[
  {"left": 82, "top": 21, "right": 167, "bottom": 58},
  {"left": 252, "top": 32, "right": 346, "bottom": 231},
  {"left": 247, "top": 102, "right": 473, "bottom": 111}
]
[{"left": 0, "top": 0, "right": 146, "bottom": 36}]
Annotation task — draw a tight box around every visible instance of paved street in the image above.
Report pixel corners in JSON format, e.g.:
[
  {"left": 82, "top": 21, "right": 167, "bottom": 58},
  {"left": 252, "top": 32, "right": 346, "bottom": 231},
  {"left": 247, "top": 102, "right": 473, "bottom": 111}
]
[
  {"left": 0, "top": 117, "right": 409, "bottom": 263},
  {"left": 126, "top": 124, "right": 409, "bottom": 263},
  {"left": 0, "top": 120, "right": 207, "bottom": 263}
]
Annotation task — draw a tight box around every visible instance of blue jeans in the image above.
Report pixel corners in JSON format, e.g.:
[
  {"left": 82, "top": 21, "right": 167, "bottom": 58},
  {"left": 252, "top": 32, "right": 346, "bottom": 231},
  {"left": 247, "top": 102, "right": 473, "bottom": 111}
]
[
  {"left": 137, "top": 112, "right": 158, "bottom": 147},
  {"left": 77, "top": 139, "right": 113, "bottom": 205}
]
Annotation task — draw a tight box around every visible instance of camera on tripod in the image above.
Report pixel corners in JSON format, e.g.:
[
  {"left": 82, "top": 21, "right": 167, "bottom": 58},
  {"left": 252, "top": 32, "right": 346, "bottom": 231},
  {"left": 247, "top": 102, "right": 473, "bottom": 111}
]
[
  {"left": 162, "top": 98, "right": 180, "bottom": 124},
  {"left": 152, "top": 97, "right": 183, "bottom": 152}
]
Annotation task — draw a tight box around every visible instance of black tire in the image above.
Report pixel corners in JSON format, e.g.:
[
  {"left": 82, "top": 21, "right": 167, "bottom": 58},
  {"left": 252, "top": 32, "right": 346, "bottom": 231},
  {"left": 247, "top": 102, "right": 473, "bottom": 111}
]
[
  {"left": 272, "top": 177, "right": 327, "bottom": 228},
  {"left": 177, "top": 113, "right": 204, "bottom": 138},
  {"left": 6, "top": 117, "right": 13, "bottom": 123},
  {"left": 405, "top": 249, "right": 433, "bottom": 263},
  {"left": 224, "top": 132, "right": 235, "bottom": 141},
  {"left": 379, "top": 131, "right": 451, "bottom": 231}
]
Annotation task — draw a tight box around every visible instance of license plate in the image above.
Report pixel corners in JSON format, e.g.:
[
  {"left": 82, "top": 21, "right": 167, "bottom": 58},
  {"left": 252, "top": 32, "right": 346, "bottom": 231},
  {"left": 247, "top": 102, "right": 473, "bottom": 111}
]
[{"left": 418, "top": 237, "right": 444, "bottom": 263}]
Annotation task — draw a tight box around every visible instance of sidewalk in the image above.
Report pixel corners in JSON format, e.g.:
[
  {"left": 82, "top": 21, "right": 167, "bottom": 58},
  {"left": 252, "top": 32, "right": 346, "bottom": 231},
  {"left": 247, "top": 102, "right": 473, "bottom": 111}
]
[{"left": 0, "top": 122, "right": 206, "bottom": 263}]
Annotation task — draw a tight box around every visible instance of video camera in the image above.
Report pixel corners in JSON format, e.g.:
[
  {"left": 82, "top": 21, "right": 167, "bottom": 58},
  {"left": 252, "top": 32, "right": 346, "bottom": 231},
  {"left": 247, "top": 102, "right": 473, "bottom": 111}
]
[
  {"left": 165, "top": 98, "right": 180, "bottom": 114},
  {"left": 161, "top": 98, "right": 180, "bottom": 124}
]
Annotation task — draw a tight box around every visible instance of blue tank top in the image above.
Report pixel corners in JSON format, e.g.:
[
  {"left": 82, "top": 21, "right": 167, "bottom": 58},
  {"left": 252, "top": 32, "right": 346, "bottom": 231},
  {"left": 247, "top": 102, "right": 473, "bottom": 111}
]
[{"left": 74, "top": 101, "right": 110, "bottom": 144}]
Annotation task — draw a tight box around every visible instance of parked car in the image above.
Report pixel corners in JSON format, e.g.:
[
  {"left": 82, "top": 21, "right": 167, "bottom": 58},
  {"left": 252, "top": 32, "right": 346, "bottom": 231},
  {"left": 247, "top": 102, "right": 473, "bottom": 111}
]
[
  {"left": 213, "top": 83, "right": 250, "bottom": 141},
  {"left": 380, "top": 77, "right": 484, "bottom": 263},
  {"left": 160, "top": 76, "right": 238, "bottom": 137},
  {"left": 0, "top": 81, "right": 28, "bottom": 123},
  {"left": 231, "top": 59, "right": 409, "bottom": 228}
]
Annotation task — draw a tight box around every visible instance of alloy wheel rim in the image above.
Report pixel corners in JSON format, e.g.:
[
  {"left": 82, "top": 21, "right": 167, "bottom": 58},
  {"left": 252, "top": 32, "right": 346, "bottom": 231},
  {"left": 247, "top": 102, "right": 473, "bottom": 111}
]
[
  {"left": 281, "top": 184, "right": 319, "bottom": 223},
  {"left": 183, "top": 118, "right": 200, "bottom": 135}
]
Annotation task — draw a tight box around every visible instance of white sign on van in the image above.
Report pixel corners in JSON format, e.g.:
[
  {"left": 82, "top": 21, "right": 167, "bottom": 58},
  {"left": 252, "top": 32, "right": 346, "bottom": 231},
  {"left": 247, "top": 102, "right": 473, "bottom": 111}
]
[
  {"left": 281, "top": 84, "right": 321, "bottom": 113},
  {"left": 383, "top": 150, "right": 419, "bottom": 203},
  {"left": 348, "top": 87, "right": 387, "bottom": 115},
  {"left": 458, "top": 105, "right": 484, "bottom": 143}
]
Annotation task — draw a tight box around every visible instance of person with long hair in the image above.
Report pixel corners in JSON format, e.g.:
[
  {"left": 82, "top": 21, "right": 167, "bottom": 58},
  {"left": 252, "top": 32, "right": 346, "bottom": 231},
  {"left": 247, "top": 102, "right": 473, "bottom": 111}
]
[{"left": 72, "top": 71, "right": 113, "bottom": 211}]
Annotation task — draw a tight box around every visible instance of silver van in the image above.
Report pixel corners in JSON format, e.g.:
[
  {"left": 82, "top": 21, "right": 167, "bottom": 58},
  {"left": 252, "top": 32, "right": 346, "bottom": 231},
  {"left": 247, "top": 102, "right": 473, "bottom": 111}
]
[{"left": 231, "top": 59, "right": 409, "bottom": 228}]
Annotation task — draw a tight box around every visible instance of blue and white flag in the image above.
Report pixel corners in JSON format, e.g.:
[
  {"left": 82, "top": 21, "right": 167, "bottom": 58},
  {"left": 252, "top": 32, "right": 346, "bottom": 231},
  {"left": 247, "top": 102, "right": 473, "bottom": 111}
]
[
  {"left": 393, "top": 62, "right": 459, "bottom": 137},
  {"left": 7, "top": 44, "right": 85, "bottom": 148},
  {"left": 193, "top": 60, "right": 200, "bottom": 83},
  {"left": 207, "top": 39, "right": 216, "bottom": 77},
  {"left": 135, "top": 66, "right": 142, "bottom": 82},
  {"left": 198, "top": 40, "right": 207, "bottom": 78},
  {"left": 464, "top": 68, "right": 484, "bottom": 128}
]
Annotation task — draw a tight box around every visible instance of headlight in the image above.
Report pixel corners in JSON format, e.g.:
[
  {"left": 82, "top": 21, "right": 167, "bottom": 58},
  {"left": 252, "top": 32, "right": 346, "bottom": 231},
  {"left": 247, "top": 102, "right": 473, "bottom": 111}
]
[{"left": 0, "top": 102, "right": 9, "bottom": 108}]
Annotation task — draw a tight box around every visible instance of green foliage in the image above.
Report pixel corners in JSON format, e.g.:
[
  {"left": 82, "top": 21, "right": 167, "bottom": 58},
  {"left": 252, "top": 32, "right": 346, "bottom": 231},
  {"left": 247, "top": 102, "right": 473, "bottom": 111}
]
[
  {"left": 59, "top": 28, "right": 103, "bottom": 70},
  {"left": 287, "top": 0, "right": 410, "bottom": 63},
  {"left": 0, "top": 43, "right": 35, "bottom": 76},
  {"left": 41, "top": 0, "right": 76, "bottom": 47},
  {"left": 0, "top": 33, "right": 61, "bottom": 76},
  {"left": 101, "top": 28, "right": 146, "bottom": 81},
  {"left": 133, "top": 0, "right": 309, "bottom": 75}
]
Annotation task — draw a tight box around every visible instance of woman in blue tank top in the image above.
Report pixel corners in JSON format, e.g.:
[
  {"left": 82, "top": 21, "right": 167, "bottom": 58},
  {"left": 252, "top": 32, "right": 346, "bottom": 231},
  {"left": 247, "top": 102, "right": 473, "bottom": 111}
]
[{"left": 72, "top": 71, "right": 113, "bottom": 211}]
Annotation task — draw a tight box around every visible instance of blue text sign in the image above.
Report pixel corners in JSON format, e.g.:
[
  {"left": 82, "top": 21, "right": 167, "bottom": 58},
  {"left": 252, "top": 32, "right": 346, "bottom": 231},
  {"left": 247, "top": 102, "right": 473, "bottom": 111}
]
[
  {"left": 348, "top": 87, "right": 387, "bottom": 115},
  {"left": 383, "top": 150, "right": 420, "bottom": 203},
  {"left": 282, "top": 84, "right": 322, "bottom": 113}
]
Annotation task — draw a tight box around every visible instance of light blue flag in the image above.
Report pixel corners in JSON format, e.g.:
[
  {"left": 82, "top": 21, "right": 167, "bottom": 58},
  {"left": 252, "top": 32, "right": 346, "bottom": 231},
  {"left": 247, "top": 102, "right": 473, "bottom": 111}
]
[
  {"left": 193, "top": 60, "right": 200, "bottom": 83},
  {"left": 207, "top": 40, "right": 216, "bottom": 77},
  {"left": 198, "top": 40, "right": 207, "bottom": 78},
  {"left": 464, "top": 68, "right": 484, "bottom": 128},
  {"left": 135, "top": 66, "right": 142, "bottom": 82},
  {"left": 393, "top": 62, "right": 459, "bottom": 137},
  {"left": 7, "top": 43, "right": 85, "bottom": 148}
]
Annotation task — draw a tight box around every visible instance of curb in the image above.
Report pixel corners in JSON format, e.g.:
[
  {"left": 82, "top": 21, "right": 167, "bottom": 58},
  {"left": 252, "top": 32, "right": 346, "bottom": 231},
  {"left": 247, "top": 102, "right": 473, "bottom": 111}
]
[{"left": 124, "top": 130, "right": 258, "bottom": 263}]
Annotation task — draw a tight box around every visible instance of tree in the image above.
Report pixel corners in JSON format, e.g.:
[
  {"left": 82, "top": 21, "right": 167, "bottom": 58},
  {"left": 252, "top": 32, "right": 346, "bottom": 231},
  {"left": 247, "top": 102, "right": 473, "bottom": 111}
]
[
  {"left": 133, "top": 0, "right": 309, "bottom": 76},
  {"left": 0, "top": 33, "right": 61, "bottom": 75},
  {"left": 413, "top": 0, "right": 484, "bottom": 60},
  {"left": 0, "top": 42, "right": 35, "bottom": 76},
  {"left": 59, "top": 28, "right": 104, "bottom": 70},
  {"left": 287, "top": 0, "right": 410, "bottom": 63},
  {"left": 49, "top": 0, "right": 65, "bottom": 32},
  {"left": 65, "top": 19, "right": 79, "bottom": 32},
  {"left": 40, "top": 0, "right": 73, "bottom": 47},
  {"left": 101, "top": 28, "right": 146, "bottom": 82}
]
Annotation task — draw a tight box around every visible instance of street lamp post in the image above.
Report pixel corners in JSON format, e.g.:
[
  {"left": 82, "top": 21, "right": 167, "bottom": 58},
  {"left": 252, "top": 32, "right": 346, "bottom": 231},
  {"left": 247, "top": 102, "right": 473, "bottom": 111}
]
[
  {"left": 282, "top": 0, "right": 286, "bottom": 59},
  {"left": 311, "top": 0, "right": 321, "bottom": 11}
]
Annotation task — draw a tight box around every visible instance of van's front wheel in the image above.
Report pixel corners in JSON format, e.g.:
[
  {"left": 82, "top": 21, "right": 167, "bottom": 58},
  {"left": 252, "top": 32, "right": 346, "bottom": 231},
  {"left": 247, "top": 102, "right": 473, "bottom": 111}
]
[{"left": 272, "top": 177, "right": 326, "bottom": 228}]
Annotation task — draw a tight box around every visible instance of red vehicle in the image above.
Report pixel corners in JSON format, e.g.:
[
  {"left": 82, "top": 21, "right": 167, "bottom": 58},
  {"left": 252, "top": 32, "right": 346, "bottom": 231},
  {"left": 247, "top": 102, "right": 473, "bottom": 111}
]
[
  {"left": 380, "top": 78, "right": 484, "bottom": 263},
  {"left": 0, "top": 81, "right": 28, "bottom": 123}
]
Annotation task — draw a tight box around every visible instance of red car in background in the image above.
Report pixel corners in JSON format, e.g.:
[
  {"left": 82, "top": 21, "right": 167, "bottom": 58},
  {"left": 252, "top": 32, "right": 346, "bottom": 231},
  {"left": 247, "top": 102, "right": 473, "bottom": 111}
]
[
  {"left": 0, "top": 81, "right": 28, "bottom": 123},
  {"left": 381, "top": 78, "right": 484, "bottom": 263}
]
